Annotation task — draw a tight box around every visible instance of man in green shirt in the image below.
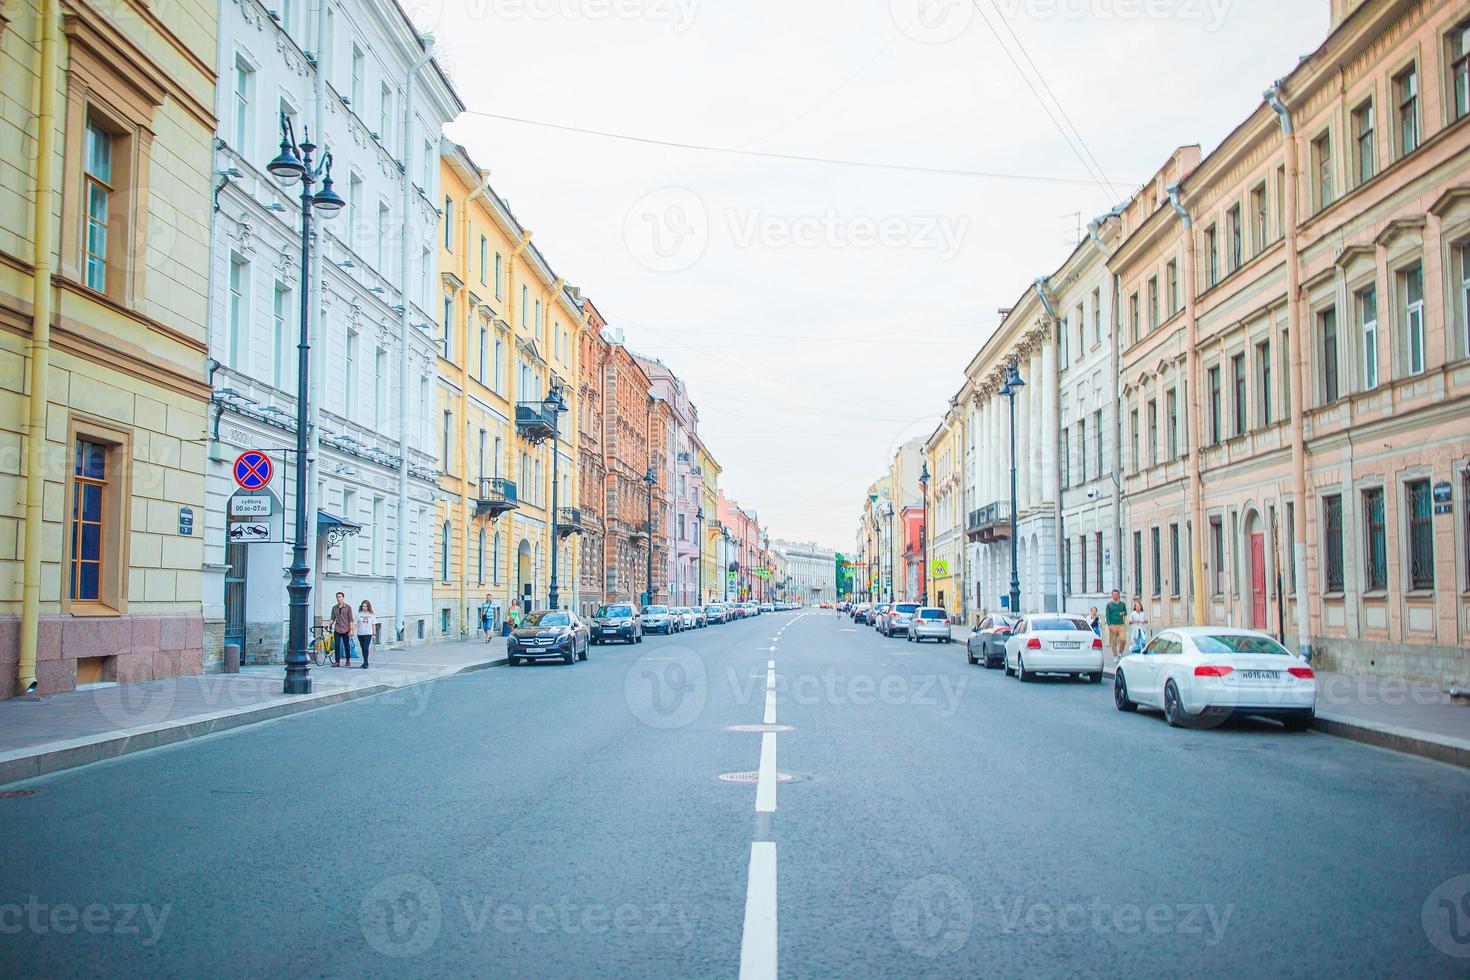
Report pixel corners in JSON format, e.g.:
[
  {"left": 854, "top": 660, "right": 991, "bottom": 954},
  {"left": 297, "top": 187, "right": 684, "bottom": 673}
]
[{"left": 1105, "top": 590, "right": 1128, "bottom": 659}]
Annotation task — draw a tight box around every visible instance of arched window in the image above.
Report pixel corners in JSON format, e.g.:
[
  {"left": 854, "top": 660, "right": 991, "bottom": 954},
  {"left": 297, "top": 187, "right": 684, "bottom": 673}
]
[
  {"left": 477, "top": 529, "right": 486, "bottom": 584},
  {"left": 440, "top": 521, "right": 451, "bottom": 583}
]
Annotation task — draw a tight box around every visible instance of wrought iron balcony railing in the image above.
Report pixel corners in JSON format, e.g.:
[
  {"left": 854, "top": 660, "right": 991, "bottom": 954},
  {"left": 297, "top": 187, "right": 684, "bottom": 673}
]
[
  {"left": 965, "top": 500, "right": 1012, "bottom": 542},
  {"left": 474, "top": 477, "right": 519, "bottom": 519},
  {"left": 516, "top": 400, "right": 559, "bottom": 442}
]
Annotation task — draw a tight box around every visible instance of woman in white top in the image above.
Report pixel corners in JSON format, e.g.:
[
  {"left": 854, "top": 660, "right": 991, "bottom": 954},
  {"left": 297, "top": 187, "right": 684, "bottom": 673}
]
[
  {"left": 356, "top": 600, "right": 375, "bottom": 669},
  {"left": 1127, "top": 599, "right": 1149, "bottom": 654}
]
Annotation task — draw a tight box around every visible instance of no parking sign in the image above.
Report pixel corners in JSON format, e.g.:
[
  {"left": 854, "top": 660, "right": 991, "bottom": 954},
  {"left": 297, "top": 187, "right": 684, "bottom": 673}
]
[{"left": 233, "top": 451, "right": 273, "bottom": 491}]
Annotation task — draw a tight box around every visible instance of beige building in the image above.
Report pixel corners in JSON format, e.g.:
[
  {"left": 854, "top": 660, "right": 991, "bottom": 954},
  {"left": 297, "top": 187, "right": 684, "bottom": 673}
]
[
  {"left": 1117, "top": 0, "right": 1470, "bottom": 684},
  {"left": 1, "top": 0, "right": 216, "bottom": 696}
]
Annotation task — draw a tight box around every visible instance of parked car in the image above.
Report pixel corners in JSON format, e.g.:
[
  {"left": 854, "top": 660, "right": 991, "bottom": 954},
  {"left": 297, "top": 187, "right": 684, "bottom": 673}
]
[
  {"left": 1003, "top": 615, "right": 1105, "bottom": 682},
  {"left": 870, "top": 603, "right": 891, "bottom": 630},
  {"left": 743, "top": 602, "right": 760, "bottom": 617},
  {"left": 881, "top": 601, "right": 921, "bottom": 637},
  {"left": 906, "top": 607, "right": 953, "bottom": 643},
  {"left": 591, "top": 603, "right": 642, "bottom": 645},
  {"left": 759, "top": 602, "right": 775, "bottom": 613},
  {"left": 1113, "top": 627, "right": 1317, "bottom": 730},
  {"left": 704, "top": 603, "right": 727, "bottom": 624},
  {"left": 965, "top": 614, "right": 1020, "bottom": 667},
  {"left": 852, "top": 602, "right": 873, "bottom": 625},
  {"left": 640, "top": 605, "right": 678, "bottom": 634},
  {"left": 506, "top": 609, "right": 590, "bottom": 665}
]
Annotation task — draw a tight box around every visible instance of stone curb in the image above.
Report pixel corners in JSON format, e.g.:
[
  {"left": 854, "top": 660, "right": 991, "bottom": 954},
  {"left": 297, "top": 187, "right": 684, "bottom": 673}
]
[
  {"left": 0, "top": 656, "right": 507, "bottom": 788},
  {"left": 1310, "top": 713, "right": 1470, "bottom": 770}
]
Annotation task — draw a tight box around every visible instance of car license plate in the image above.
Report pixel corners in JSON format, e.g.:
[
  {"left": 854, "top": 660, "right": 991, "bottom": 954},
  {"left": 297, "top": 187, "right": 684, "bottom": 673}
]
[
  {"left": 1239, "top": 670, "right": 1279, "bottom": 680},
  {"left": 1053, "top": 641, "right": 1079, "bottom": 650}
]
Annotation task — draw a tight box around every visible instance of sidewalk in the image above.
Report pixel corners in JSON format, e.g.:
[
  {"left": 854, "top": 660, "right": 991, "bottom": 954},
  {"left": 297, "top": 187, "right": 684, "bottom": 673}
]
[
  {"left": 0, "top": 637, "right": 507, "bottom": 787},
  {"left": 1311, "top": 671, "right": 1470, "bottom": 769}
]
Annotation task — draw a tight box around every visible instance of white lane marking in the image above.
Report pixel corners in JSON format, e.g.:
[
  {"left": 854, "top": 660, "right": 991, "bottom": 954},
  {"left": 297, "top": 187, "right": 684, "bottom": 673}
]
[
  {"left": 756, "top": 732, "right": 777, "bottom": 813},
  {"left": 767, "top": 659, "right": 775, "bottom": 669},
  {"left": 763, "top": 690, "right": 776, "bottom": 724},
  {"left": 739, "top": 842, "right": 778, "bottom": 980}
]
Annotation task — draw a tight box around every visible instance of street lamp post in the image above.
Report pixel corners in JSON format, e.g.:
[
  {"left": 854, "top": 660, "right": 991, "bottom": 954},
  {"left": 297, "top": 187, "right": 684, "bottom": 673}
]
[
  {"left": 919, "top": 460, "right": 930, "bottom": 605},
  {"left": 265, "top": 113, "right": 345, "bottom": 695},
  {"left": 883, "top": 501, "right": 894, "bottom": 603},
  {"left": 721, "top": 527, "right": 732, "bottom": 601},
  {"left": 695, "top": 506, "right": 704, "bottom": 604},
  {"left": 545, "top": 383, "right": 569, "bottom": 610},
  {"left": 643, "top": 464, "right": 656, "bottom": 607},
  {"left": 1000, "top": 360, "right": 1025, "bottom": 615}
]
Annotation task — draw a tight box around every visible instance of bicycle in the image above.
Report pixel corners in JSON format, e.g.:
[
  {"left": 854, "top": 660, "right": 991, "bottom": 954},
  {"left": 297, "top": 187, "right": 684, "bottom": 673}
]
[{"left": 310, "top": 626, "right": 334, "bottom": 667}]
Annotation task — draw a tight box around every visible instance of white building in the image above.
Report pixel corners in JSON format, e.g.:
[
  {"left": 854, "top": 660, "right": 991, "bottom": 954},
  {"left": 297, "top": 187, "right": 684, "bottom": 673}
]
[
  {"left": 774, "top": 541, "right": 837, "bottom": 605},
  {"left": 205, "top": 0, "right": 462, "bottom": 666}
]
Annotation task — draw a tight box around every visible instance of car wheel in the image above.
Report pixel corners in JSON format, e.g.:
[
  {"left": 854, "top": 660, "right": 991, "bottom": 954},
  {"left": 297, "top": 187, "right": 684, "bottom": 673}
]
[
  {"left": 1003, "top": 656, "right": 1015, "bottom": 676},
  {"left": 985, "top": 657, "right": 1000, "bottom": 670},
  {"left": 563, "top": 647, "right": 577, "bottom": 665},
  {"left": 507, "top": 655, "right": 518, "bottom": 667},
  {"left": 1114, "top": 671, "right": 1137, "bottom": 711},
  {"left": 965, "top": 648, "right": 977, "bottom": 665},
  {"left": 578, "top": 642, "right": 589, "bottom": 662},
  {"left": 1087, "top": 670, "right": 1103, "bottom": 684},
  {"left": 1017, "top": 655, "right": 1033, "bottom": 683},
  {"left": 635, "top": 634, "right": 643, "bottom": 644},
  {"left": 1163, "top": 680, "right": 1191, "bottom": 728}
]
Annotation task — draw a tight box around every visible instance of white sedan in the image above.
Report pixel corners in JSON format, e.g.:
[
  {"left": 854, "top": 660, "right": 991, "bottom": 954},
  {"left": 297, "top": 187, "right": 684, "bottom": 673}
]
[
  {"left": 1113, "top": 627, "right": 1316, "bottom": 730},
  {"left": 1003, "top": 615, "right": 1105, "bottom": 683}
]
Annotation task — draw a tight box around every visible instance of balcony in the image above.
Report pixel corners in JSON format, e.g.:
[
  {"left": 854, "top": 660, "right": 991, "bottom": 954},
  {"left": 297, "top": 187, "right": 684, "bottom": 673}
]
[
  {"left": 474, "top": 477, "right": 519, "bottom": 519},
  {"left": 557, "top": 507, "right": 584, "bottom": 538},
  {"left": 965, "top": 500, "right": 1012, "bottom": 543},
  {"left": 516, "top": 400, "right": 559, "bottom": 443},
  {"left": 626, "top": 521, "right": 653, "bottom": 543}
]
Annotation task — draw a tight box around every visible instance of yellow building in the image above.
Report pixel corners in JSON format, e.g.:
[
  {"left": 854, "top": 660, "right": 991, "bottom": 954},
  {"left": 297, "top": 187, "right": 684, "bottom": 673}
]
[
  {"left": 1, "top": 0, "right": 216, "bottom": 696},
  {"left": 695, "top": 439, "right": 721, "bottom": 603},
  {"left": 434, "top": 146, "right": 582, "bottom": 637}
]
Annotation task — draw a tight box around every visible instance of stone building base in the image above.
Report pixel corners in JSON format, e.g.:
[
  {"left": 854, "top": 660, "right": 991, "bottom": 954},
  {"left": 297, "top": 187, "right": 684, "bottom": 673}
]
[
  {"left": 0, "top": 614, "right": 205, "bottom": 699},
  {"left": 1311, "top": 636, "right": 1469, "bottom": 689}
]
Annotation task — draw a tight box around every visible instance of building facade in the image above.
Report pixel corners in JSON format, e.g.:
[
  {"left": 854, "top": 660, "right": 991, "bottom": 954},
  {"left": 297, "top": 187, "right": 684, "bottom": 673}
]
[
  {"left": 576, "top": 301, "right": 609, "bottom": 616},
  {"left": 924, "top": 406, "right": 964, "bottom": 616},
  {"left": 2, "top": 0, "right": 217, "bottom": 696},
  {"left": 696, "top": 438, "right": 722, "bottom": 604}
]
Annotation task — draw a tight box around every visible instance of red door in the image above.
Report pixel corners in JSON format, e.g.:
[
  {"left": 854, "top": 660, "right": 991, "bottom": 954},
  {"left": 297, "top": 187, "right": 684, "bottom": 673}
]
[{"left": 1250, "top": 533, "right": 1267, "bottom": 629}]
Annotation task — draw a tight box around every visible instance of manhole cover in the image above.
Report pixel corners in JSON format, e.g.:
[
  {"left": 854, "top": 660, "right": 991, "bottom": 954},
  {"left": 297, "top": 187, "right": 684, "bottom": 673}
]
[
  {"left": 0, "top": 789, "right": 37, "bottom": 799},
  {"left": 726, "top": 724, "right": 794, "bottom": 733},
  {"left": 718, "top": 771, "right": 797, "bottom": 784}
]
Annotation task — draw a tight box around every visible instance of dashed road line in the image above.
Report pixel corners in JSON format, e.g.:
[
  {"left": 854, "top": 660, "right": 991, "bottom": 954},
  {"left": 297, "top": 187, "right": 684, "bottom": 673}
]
[{"left": 738, "top": 842, "right": 778, "bottom": 980}]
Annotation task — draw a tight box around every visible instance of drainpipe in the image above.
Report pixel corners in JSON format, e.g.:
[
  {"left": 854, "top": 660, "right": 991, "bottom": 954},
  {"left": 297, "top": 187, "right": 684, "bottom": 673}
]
[
  {"left": 1087, "top": 208, "right": 1126, "bottom": 595},
  {"left": 1166, "top": 181, "right": 1207, "bottom": 627},
  {"left": 1265, "top": 79, "right": 1311, "bottom": 660},
  {"left": 18, "top": 0, "right": 60, "bottom": 696},
  {"left": 1034, "top": 276, "right": 1064, "bottom": 613},
  {"left": 394, "top": 37, "right": 436, "bottom": 642}
]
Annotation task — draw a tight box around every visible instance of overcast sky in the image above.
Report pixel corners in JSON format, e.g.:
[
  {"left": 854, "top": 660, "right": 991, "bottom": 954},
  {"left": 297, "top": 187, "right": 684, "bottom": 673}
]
[{"left": 420, "top": 0, "right": 1327, "bottom": 551}]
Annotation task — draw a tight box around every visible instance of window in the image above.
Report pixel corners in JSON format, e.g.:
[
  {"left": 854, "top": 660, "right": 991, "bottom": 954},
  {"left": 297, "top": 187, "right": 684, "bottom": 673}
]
[
  {"left": 1461, "top": 245, "right": 1470, "bottom": 357},
  {"left": 1257, "top": 340, "right": 1272, "bottom": 426},
  {"left": 1094, "top": 531, "right": 1103, "bottom": 592},
  {"left": 494, "top": 337, "right": 504, "bottom": 393},
  {"left": 1207, "top": 366, "right": 1222, "bottom": 445},
  {"left": 534, "top": 299, "right": 542, "bottom": 337},
  {"left": 441, "top": 295, "right": 453, "bottom": 362},
  {"left": 1274, "top": 165, "right": 1286, "bottom": 241},
  {"left": 1394, "top": 65, "right": 1419, "bottom": 157},
  {"left": 479, "top": 235, "right": 488, "bottom": 285},
  {"left": 1312, "top": 133, "right": 1333, "bottom": 211},
  {"left": 345, "top": 330, "right": 358, "bottom": 420},
  {"left": 376, "top": 202, "right": 390, "bottom": 271},
  {"left": 1061, "top": 426, "right": 1070, "bottom": 488},
  {"left": 82, "top": 121, "right": 113, "bottom": 292},
  {"left": 1452, "top": 20, "right": 1470, "bottom": 122},
  {"left": 1406, "top": 479, "right": 1434, "bottom": 590},
  {"left": 232, "top": 57, "right": 254, "bottom": 154},
  {"left": 521, "top": 285, "right": 528, "bottom": 328},
  {"left": 1078, "top": 417, "right": 1087, "bottom": 483},
  {"left": 1150, "top": 527, "right": 1162, "bottom": 596},
  {"left": 443, "top": 196, "right": 453, "bottom": 249},
  {"left": 495, "top": 253, "right": 503, "bottom": 299},
  {"left": 374, "top": 348, "right": 387, "bottom": 428},
  {"left": 69, "top": 439, "right": 108, "bottom": 602},
  {"left": 1130, "top": 292, "right": 1140, "bottom": 344},
  {"left": 378, "top": 82, "right": 393, "bottom": 146},
  {"left": 1146, "top": 398, "right": 1158, "bottom": 467},
  {"left": 1058, "top": 315, "right": 1068, "bottom": 364},
  {"left": 1322, "top": 494, "right": 1343, "bottom": 593},
  {"left": 1079, "top": 535, "right": 1089, "bottom": 594},
  {"left": 1061, "top": 538, "right": 1072, "bottom": 595},
  {"left": 1165, "top": 388, "right": 1178, "bottom": 459},
  {"left": 1230, "top": 510, "right": 1240, "bottom": 595},
  {"left": 1094, "top": 409, "right": 1103, "bottom": 475},
  {"left": 272, "top": 284, "right": 292, "bottom": 390},
  {"left": 1319, "top": 307, "right": 1339, "bottom": 404},
  {"left": 340, "top": 489, "right": 356, "bottom": 573},
  {"left": 1169, "top": 524, "right": 1181, "bottom": 597},
  {"left": 228, "top": 255, "right": 248, "bottom": 368},
  {"left": 477, "top": 429, "right": 487, "bottom": 483},
  {"left": 350, "top": 44, "right": 364, "bottom": 108},
  {"left": 1129, "top": 408, "right": 1139, "bottom": 473},
  {"left": 1358, "top": 285, "right": 1379, "bottom": 389},
  {"left": 1092, "top": 288, "right": 1101, "bottom": 344},
  {"left": 1402, "top": 264, "right": 1425, "bottom": 376},
  {"left": 1232, "top": 354, "right": 1247, "bottom": 435},
  {"left": 1250, "top": 183, "right": 1267, "bottom": 255},
  {"left": 1352, "top": 101, "right": 1375, "bottom": 186},
  {"left": 477, "top": 529, "right": 485, "bottom": 585},
  {"left": 1165, "top": 260, "right": 1178, "bottom": 316},
  {"left": 1286, "top": 503, "right": 1296, "bottom": 591},
  {"left": 1147, "top": 277, "right": 1159, "bottom": 332},
  {"left": 477, "top": 324, "right": 488, "bottom": 382},
  {"left": 1204, "top": 225, "right": 1219, "bottom": 287},
  {"left": 1363, "top": 487, "right": 1387, "bottom": 591},
  {"left": 1210, "top": 517, "right": 1224, "bottom": 596},
  {"left": 441, "top": 521, "right": 451, "bottom": 583},
  {"left": 442, "top": 410, "right": 453, "bottom": 472},
  {"left": 1133, "top": 530, "right": 1143, "bottom": 596},
  {"left": 1226, "top": 204, "right": 1242, "bottom": 272}
]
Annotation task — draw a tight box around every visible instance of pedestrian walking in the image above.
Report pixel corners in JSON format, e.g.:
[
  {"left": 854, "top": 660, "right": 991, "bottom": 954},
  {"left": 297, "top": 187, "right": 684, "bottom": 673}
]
[
  {"left": 356, "top": 600, "right": 374, "bottom": 669},
  {"left": 507, "top": 606, "right": 521, "bottom": 631},
  {"left": 1128, "top": 599, "right": 1149, "bottom": 654},
  {"left": 329, "top": 592, "right": 354, "bottom": 667},
  {"left": 1104, "top": 590, "right": 1128, "bottom": 660},
  {"left": 1087, "top": 607, "right": 1101, "bottom": 635},
  {"left": 479, "top": 593, "right": 496, "bottom": 642}
]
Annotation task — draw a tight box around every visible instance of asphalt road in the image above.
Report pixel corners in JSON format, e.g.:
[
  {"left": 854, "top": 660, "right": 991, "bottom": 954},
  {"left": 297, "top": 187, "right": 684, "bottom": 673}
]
[{"left": 2, "top": 610, "right": 1468, "bottom": 978}]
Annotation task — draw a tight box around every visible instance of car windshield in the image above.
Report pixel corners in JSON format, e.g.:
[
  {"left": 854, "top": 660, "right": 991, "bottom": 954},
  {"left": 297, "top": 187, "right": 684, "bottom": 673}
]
[
  {"left": 645, "top": 606, "right": 668, "bottom": 614},
  {"left": 895, "top": 603, "right": 920, "bottom": 613},
  {"left": 598, "top": 605, "right": 632, "bottom": 618},
  {"left": 523, "top": 612, "right": 570, "bottom": 628},
  {"left": 1193, "top": 633, "right": 1292, "bottom": 656},
  {"left": 1031, "top": 618, "right": 1090, "bottom": 632},
  {"left": 705, "top": 605, "right": 720, "bottom": 612},
  {"left": 918, "top": 609, "right": 945, "bottom": 619}
]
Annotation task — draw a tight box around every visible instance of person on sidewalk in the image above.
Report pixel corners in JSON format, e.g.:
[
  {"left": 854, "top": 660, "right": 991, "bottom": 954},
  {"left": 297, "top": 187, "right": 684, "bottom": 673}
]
[
  {"left": 1086, "top": 607, "right": 1101, "bottom": 636},
  {"left": 356, "top": 600, "right": 375, "bottom": 669},
  {"left": 479, "top": 594, "right": 495, "bottom": 643},
  {"left": 1105, "top": 590, "right": 1128, "bottom": 659},
  {"left": 1127, "top": 599, "right": 1149, "bottom": 655},
  {"left": 330, "top": 592, "right": 354, "bottom": 667}
]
